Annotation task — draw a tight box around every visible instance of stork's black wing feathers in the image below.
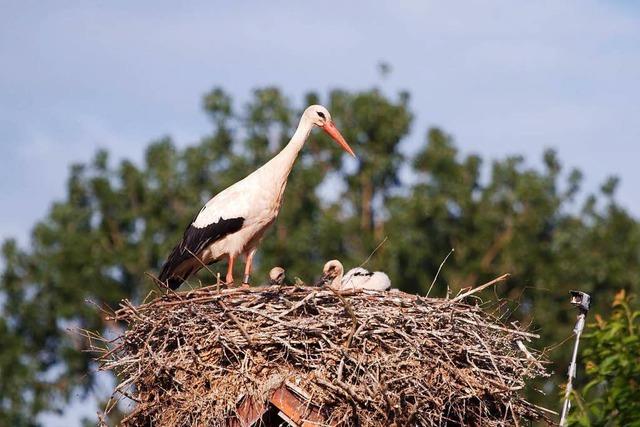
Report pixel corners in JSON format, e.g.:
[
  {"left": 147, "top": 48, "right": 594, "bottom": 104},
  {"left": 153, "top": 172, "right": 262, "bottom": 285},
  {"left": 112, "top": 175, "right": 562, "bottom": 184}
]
[
  {"left": 353, "top": 271, "right": 375, "bottom": 277},
  {"left": 158, "top": 216, "right": 244, "bottom": 289}
]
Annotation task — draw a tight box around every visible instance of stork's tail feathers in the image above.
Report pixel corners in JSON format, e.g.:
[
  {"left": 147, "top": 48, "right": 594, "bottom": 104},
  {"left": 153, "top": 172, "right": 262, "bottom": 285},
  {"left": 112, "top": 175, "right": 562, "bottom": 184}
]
[
  {"left": 158, "top": 217, "right": 244, "bottom": 290},
  {"left": 158, "top": 270, "right": 185, "bottom": 291},
  {"left": 158, "top": 246, "right": 191, "bottom": 290},
  {"left": 158, "top": 266, "right": 180, "bottom": 291}
]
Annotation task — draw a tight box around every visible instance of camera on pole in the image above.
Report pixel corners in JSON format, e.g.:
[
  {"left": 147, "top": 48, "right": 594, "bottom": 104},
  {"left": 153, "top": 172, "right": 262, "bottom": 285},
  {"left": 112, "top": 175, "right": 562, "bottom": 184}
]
[{"left": 559, "top": 290, "right": 592, "bottom": 426}]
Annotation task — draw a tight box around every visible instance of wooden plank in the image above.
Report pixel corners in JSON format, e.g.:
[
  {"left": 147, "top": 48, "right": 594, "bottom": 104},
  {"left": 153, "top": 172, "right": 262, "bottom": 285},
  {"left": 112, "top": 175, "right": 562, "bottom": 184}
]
[
  {"left": 270, "top": 385, "right": 329, "bottom": 426},
  {"left": 232, "top": 396, "right": 267, "bottom": 427}
]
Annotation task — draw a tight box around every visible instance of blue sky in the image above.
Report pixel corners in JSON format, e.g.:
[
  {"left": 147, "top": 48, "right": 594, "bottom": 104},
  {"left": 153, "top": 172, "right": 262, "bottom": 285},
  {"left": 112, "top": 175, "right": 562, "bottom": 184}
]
[
  {"left": 1, "top": 1, "right": 639, "bottom": 248},
  {"left": 0, "top": 1, "right": 638, "bottom": 424}
]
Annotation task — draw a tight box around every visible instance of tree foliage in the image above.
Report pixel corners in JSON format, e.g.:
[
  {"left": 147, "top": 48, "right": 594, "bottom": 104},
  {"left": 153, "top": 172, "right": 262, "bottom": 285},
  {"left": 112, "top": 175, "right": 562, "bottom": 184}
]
[
  {"left": 568, "top": 291, "right": 640, "bottom": 426},
  {"left": 1, "top": 85, "right": 639, "bottom": 425}
]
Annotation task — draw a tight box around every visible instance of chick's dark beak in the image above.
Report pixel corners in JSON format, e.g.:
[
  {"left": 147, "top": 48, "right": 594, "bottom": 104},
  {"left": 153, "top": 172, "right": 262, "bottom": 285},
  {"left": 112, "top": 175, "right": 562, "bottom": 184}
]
[{"left": 314, "top": 272, "right": 333, "bottom": 287}]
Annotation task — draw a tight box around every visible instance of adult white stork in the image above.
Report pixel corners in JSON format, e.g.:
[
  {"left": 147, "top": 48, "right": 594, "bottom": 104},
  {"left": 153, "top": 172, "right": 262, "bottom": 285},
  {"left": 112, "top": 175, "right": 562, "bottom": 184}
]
[
  {"left": 317, "top": 259, "right": 391, "bottom": 291},
  {"left": 158, "top": 105, "right": 354, "bottom": 290}
]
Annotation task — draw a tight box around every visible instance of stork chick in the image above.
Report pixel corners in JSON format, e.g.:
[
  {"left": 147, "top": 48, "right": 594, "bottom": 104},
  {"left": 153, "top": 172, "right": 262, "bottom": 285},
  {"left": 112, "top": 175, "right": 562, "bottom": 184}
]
[
  {"left": 268, "top": 267, "right": 286, "bottom": 286},
  {"left": 158, "top": 106, "right": 355, "bottom": 289},
  {"left": 317, "top": 260, "right": 391, "bottom": 291}
]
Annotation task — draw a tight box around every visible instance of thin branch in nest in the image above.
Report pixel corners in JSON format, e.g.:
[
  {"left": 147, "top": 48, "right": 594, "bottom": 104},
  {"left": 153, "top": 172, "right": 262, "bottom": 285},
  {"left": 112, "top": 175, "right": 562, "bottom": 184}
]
[
  {"left": 359, "top": 236, "right": 388, "bottom": 268},
  {"left": 427, "top": 248, "right": 455, "bottom": 297},
  {"left": 218, "top": 300, "right": 254, "bottom": 346},
  {"left": 450, "top": 273, "right": 511, "bottom": 303},
  {"left": 145, "top": 271, "right": 181, "bottom": 297},
  {"left": 316, "top": 376, "right": 367, "bottom": 406},
  {"left": 328, "top": 287, "right": 359, "bottom": 348},
  {"left": 186, "top": 248, "right": 231, "bottom": 290}
]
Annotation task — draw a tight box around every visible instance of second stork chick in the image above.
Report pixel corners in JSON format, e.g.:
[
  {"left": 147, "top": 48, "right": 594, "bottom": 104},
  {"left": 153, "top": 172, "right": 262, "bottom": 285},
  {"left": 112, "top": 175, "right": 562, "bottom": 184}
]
[{"left": 317, "top": 260, "right": 391, "bottom": 291}]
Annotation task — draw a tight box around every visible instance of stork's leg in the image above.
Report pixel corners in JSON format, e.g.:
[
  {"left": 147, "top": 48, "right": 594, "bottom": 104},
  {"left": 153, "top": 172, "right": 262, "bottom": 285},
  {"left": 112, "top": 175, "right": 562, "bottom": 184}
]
[
  {"left": 242, "top": 248, "right": 257, "bottom": 286},
  {"left": 225, "top": 255, "right": 235, "bottom": 285}
]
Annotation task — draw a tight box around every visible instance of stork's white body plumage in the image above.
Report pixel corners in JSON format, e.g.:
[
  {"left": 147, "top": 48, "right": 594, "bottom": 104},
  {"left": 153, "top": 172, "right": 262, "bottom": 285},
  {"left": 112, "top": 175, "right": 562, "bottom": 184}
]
[
  {"left": 192, "top": 145, "right": 296, "bottom": 260},
  {"left": 158, "top": 106, "right": 354, "bottom": 289},
  {"left": 342, "top": 267, "right": 391, "bottom": 291}
]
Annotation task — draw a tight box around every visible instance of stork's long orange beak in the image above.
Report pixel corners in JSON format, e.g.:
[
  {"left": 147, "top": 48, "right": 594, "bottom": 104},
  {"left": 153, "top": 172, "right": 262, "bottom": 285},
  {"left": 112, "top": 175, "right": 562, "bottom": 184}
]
[{"left": 322, "top": 121, "right": 356, "bottom": 158}]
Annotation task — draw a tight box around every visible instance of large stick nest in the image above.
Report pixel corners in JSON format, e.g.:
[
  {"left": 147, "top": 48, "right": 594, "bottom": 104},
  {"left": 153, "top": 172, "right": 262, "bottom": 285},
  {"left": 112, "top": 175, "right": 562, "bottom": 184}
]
[{"left": 92, "top": 282, "right": 552, "bottom": 426}]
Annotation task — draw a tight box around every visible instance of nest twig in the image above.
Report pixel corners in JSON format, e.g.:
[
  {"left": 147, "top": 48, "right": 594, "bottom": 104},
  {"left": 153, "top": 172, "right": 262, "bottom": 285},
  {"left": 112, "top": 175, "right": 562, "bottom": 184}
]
[{"left": 89, "top": 281, "right": 551, "bottom": 426}]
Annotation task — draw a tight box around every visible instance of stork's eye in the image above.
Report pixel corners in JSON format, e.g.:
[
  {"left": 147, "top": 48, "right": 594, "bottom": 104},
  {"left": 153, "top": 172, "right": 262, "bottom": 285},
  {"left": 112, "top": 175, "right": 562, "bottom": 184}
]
[{"left": 317, "top": 111, "right": 326, "bottom": 119}]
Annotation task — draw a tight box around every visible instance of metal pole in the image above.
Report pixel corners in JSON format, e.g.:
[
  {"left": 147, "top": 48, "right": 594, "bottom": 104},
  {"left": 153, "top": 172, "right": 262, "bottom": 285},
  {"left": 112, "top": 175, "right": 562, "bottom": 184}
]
[{"left": 559, "top": 291, "right": 591, "bottom": 426}]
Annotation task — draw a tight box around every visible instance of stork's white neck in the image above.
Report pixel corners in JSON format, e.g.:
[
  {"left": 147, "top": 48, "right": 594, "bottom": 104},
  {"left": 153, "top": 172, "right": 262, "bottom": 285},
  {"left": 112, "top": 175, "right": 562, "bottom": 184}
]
[
  {"left": 263, "top": 117, "right": 314, "bottom": 187},
  {"left": 279, "top": 117, "right": 314, "bottom": 166},
  {"left": 331, "top": 270, "right": 344, "bottom": 289}
]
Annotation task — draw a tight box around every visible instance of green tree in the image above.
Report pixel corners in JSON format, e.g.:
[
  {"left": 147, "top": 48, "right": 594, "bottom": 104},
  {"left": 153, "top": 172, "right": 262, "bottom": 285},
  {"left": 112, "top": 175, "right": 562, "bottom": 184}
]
[{"left": 1, "top": 85, "right": 639, "bottom": 424}]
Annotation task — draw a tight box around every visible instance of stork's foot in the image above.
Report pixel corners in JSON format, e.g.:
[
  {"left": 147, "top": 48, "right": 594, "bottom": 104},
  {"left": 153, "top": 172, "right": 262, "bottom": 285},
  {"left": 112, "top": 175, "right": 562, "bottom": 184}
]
[
  {"left": 241, "top": 274, "right": 251, "bottom": 288},
  {"left": 213, "top": 277, "right": 233, "bottom": 288}
]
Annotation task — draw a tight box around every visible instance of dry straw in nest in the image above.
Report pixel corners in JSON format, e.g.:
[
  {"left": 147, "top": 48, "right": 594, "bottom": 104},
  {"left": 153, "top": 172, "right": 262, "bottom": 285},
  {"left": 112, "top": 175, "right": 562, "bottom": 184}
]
[{"left": 89, "top": 277, "right": 553, "bottom": 426}]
